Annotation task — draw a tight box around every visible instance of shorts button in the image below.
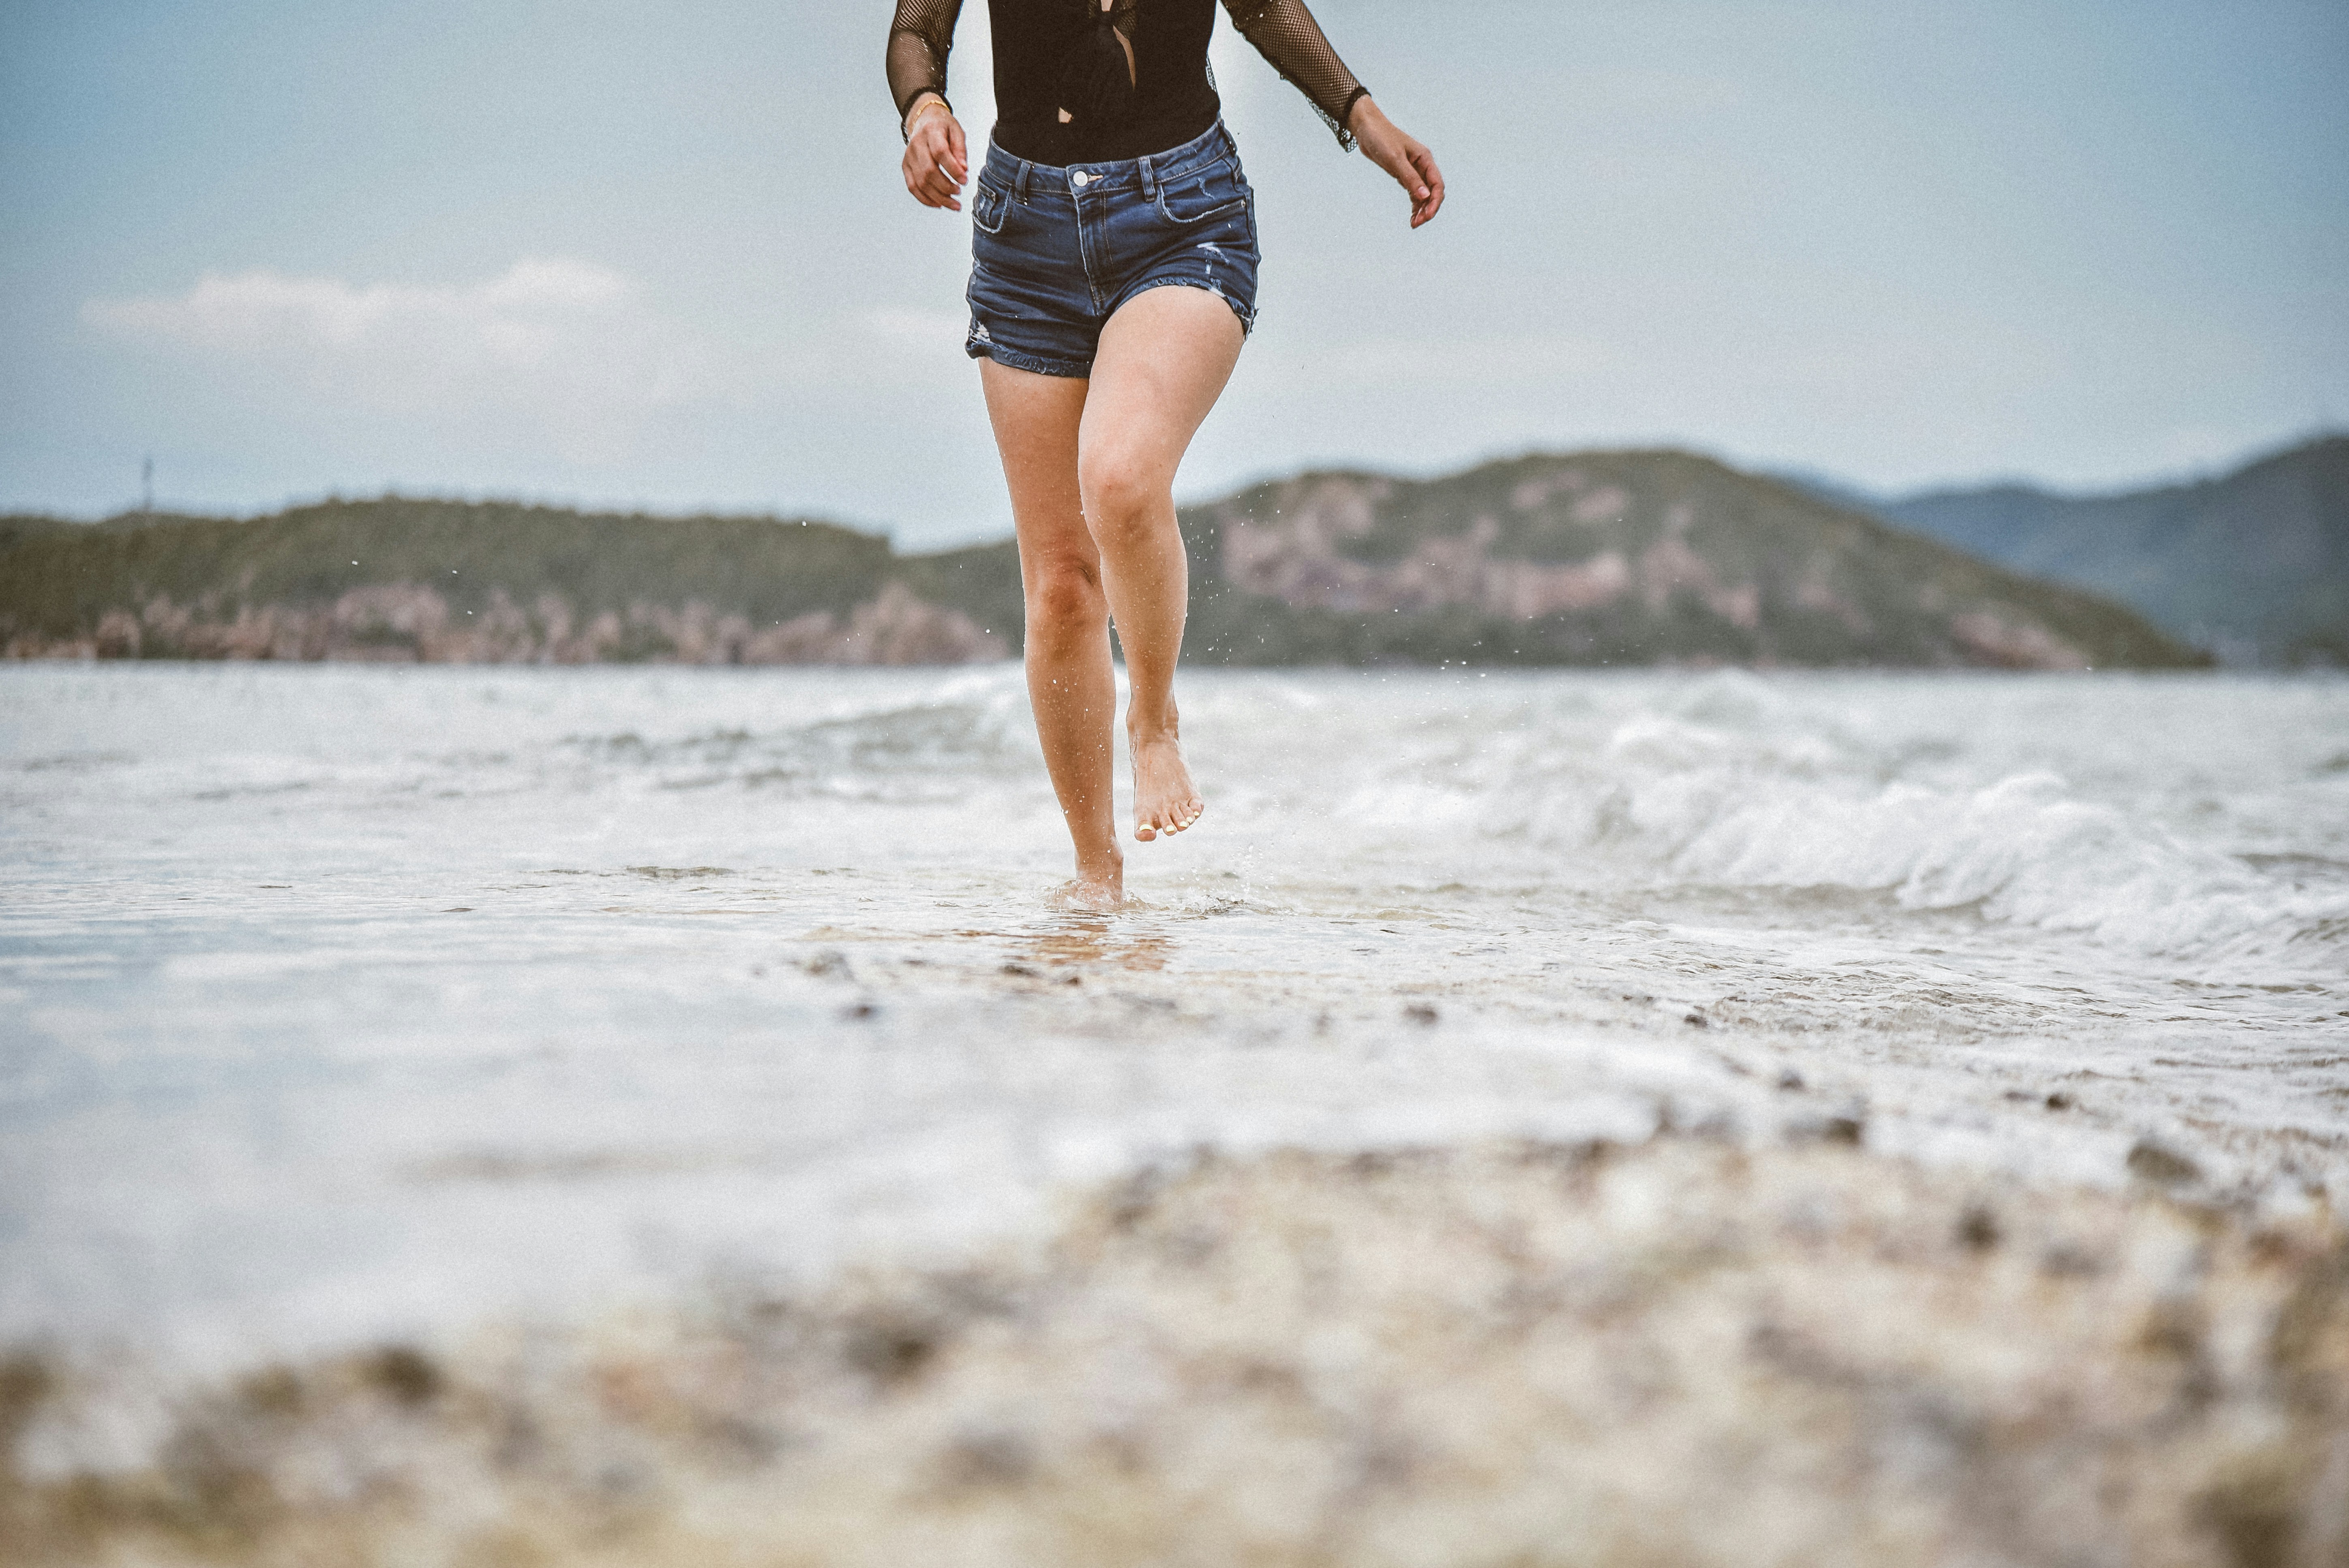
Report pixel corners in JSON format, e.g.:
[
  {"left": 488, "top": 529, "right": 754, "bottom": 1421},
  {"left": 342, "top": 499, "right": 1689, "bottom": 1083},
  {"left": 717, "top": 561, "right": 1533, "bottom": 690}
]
[{"left": 1071, "top": 170, "right": 1091, "bottom": 186}]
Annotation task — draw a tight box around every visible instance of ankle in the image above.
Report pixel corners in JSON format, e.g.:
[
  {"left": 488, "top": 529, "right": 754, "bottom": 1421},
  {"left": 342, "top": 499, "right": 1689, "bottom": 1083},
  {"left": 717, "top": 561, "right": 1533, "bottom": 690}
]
[{"left": 1127, "top": 711, "right": 1180, "bottom": 745}]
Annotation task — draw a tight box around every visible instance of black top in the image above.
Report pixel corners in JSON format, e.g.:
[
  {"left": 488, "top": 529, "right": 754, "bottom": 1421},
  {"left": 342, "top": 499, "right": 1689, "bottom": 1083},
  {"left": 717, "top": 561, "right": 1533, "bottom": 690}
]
[{"left": 888, "top": 0, "right": 1369, "bottom": 165}]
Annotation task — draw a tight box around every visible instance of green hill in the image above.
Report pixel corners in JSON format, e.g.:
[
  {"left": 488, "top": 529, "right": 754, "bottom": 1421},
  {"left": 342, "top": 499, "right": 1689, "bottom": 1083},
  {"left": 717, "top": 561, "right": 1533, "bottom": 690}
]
[
  {"left": 0, "top": 451, "right": 2205, "bottom": 669},
  {"left": 1172, "top": 449, "right": 2203, "bottom": 669},
  {"left": 0, "top": 499, "right": 1005, "bottom": 665},
  {"left": 1859, "top": 434, "right": 2349, "bottom": 665}
]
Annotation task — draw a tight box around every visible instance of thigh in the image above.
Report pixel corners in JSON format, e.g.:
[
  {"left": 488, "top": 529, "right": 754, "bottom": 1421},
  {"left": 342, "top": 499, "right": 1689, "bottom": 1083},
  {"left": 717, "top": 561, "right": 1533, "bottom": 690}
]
[
  {"left": 1079, "top": 285, "right": 1245, "bottom": 490},
  {"left": 979, "top": 357, "right": 1097, "bottom": 584}
]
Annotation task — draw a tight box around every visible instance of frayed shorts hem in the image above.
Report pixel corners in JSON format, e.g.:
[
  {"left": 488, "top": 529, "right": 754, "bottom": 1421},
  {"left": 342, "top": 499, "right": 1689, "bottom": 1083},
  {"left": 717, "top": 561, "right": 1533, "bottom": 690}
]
[
  {"left": 964, "top": 336, "right": 1092, "bottom": 378},
  {"left": 965, "top": 281, "right": 1256, "bottom": 379}
]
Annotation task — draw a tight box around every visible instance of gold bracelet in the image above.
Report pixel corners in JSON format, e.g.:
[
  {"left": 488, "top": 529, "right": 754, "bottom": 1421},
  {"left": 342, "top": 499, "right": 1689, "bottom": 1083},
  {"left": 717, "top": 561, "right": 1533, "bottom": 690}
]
[{"left": 902, "top": 95, "right": 951, "bottom": 141}]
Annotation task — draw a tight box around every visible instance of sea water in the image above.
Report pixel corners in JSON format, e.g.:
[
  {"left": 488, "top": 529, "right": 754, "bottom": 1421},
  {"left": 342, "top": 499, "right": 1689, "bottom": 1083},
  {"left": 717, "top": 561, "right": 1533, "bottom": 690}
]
[{"left": 2, "top": 664, "right": 2344, "bottom": 1373}]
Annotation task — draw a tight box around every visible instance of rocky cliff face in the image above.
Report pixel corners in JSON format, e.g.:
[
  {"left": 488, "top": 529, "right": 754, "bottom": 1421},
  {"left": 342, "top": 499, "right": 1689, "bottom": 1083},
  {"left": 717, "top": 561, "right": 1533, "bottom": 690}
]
[
  {"left": 1181, "top": 450, "right": 2205, "bottom": 669},
  {"left": 43, "top": 581, "right": 1001, "bottom": 666}
]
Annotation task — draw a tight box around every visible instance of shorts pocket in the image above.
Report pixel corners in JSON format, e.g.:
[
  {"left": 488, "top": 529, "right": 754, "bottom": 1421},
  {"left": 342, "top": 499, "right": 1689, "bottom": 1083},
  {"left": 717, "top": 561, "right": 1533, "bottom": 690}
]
[
  {"left": 1153, "top": 168, "right": 1246, "bottom": 227},
  {"left": 971, "top": 180, "right": 1012, "bottom": 236}
]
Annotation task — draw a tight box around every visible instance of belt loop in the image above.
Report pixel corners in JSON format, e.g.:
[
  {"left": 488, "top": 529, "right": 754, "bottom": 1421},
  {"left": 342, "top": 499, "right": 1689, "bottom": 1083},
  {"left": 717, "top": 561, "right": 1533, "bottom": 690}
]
[
  {"left": 1015, "top": 159, "right": 1032, "bottom": 201},
  {"left": 1139, "top": 153, "right": 1157, "bottom": 201}
]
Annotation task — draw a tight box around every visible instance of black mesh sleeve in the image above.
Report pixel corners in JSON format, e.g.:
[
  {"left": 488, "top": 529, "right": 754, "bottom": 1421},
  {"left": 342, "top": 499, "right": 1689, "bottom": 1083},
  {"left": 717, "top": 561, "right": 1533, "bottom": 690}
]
[
  {"left": 887, "top": 0, "right": 964, "bottom": 125},
  {"left": 1220, "top": 0, "right": 1370, "bottom": 150}
]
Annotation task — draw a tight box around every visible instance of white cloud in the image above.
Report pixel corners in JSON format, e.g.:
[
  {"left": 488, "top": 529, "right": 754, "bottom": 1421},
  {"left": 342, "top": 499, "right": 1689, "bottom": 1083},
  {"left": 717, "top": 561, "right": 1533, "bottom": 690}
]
[
  {"left": 83, "top": 259, "right": 710, "bottom": 463},
  {"left": 84, "top": 257, "right": 628, "bottom": 352}
]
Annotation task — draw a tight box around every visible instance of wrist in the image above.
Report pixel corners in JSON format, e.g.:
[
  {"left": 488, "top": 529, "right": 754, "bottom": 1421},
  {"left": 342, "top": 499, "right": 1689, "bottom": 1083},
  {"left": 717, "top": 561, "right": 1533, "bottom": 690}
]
[
  {"left": 1346, "top": 95, "right": 1391, "bottom": 152},
  {"left": 902, "top": 94, "right": 950, "bottom": 141}
]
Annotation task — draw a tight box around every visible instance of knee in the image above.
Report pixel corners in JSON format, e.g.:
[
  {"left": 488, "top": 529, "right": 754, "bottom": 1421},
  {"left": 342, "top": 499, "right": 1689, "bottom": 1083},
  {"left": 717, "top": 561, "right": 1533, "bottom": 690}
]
[
  {"left": 1025, "top": 559, "right": 1105, "bottom": 640},
  {"left": 1077, "top": 444, "right": 1165, "bottom": 540}
]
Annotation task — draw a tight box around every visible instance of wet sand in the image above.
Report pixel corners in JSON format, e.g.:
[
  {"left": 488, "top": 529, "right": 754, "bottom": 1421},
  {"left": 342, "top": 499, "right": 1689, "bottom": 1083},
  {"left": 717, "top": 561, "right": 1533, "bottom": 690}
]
[{"left": 6, "top": 1130, "right": 2344, "bottom": 1567}]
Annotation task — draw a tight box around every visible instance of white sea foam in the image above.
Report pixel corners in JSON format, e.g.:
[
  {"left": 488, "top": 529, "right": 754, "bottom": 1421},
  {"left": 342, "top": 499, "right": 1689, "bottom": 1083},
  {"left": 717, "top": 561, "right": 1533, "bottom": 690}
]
[
  {"left": 1, "top": 664, "right": 2343, "bottom": 1370},
  {"left": 1583, "top": 718, "right": 2347, "bottom": 966}
]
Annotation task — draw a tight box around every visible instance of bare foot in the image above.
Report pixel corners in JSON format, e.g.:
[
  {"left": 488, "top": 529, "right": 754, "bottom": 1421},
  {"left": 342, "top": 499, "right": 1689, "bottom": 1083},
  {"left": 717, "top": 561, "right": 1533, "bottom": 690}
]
[
  {"left": 1052, "top": 850, "right": 1124, "bottom": 910},
  {"left": 1050, "top": 876, "right": 1144, "bottom": 913},
  {"left": 1130, "top": 729, "right": 1204, "bottom": 842}
]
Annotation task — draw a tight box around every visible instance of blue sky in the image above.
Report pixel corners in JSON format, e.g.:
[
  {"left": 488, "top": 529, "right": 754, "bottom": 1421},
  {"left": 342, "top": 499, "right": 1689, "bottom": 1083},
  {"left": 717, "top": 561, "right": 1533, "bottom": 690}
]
[{"left": 4, "top": 0, "right": 2344, "bottom": 545}]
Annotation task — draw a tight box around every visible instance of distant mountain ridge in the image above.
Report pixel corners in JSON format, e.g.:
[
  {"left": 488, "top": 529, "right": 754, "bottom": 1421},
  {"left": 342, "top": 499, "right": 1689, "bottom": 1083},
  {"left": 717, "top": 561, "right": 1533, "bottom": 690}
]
[
  {"left": 0, "top": 449, "right": 2203, "bottom": 670},
  {"left": 1173, "top": 450, "right": 2197, "bottom": 670},
  {"left": 0, "top": 502, "right": 1012, "bottom": 666},
  {"left": 1795, "top": 435, "right": 2349, "bottom": 664}
]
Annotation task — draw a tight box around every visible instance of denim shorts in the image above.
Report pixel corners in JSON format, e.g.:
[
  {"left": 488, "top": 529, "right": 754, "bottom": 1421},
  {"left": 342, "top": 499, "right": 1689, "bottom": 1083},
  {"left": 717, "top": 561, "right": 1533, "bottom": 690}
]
[{"left": 966, "top": 119, "right": 1260, "bottom": 379}]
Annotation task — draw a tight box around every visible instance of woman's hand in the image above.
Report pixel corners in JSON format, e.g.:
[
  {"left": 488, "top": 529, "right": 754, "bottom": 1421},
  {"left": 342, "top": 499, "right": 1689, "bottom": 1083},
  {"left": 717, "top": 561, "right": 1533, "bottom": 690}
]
[
  {"left": 1349, "top": 98, "right": 1445, "bottom": 229},
  {"left": 900, "top": 96, "right": 969, "bottom": 211}
]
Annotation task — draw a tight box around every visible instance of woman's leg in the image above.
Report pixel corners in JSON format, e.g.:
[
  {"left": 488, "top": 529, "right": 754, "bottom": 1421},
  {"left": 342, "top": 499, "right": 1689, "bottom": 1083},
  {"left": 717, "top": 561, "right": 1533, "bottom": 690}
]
[
  {"left": 979, "top": 359, "right": 1125, "bottom": 901},
  {"left": 1078, "top": 286, "right": 1246, "bottom": 840}
]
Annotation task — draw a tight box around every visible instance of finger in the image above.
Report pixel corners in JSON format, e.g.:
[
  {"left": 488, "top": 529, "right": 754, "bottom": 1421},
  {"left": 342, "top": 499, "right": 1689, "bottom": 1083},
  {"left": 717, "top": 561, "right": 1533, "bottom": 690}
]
[
  {"left": 904, "top": 152, "right": 943, "bottom": 204},
  {"left": 1413, "top": 154, "right": 1446, "bottom": 225},
  {"left": 1403, "top": 146, "right": 1434, "bottom": 201}
]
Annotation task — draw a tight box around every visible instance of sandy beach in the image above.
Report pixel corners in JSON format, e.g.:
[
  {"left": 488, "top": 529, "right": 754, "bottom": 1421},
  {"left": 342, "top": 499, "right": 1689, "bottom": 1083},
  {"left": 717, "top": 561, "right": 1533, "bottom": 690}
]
[
  {"left": 6, "top": 1135, "right": 2345, "bottom": 1565},
  {"left": 4, "top": 664, "right": 2346, "bottom": 1563}
]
